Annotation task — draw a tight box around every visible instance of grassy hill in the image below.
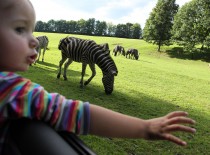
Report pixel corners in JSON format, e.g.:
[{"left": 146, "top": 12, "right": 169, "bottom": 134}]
[{"left": 18, "top": 32, "right": 210, "bottom": 155}]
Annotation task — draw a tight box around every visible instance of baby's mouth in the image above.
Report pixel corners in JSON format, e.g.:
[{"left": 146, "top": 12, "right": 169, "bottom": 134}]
[{"left": 28, "top": 54, "right": 37, "bottom": 64}]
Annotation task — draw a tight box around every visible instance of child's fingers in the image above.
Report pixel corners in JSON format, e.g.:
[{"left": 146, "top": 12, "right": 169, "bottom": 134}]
[
  {"left": 163, "top": 124, "right": 196, "bottom": 133},
  {"left": 166, "top": 111, "right": 188, "bottom": 119},
  {"left": 163, "top": 134, "right": 187, "bottom": 146},
  {"left": 166, "top": 117, "right": 196, "bottom": 125}
]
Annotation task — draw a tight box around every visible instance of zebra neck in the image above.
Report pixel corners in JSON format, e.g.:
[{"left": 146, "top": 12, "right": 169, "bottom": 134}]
[{"left": 96, "top": 57, "right": 116, "bottom": 73}]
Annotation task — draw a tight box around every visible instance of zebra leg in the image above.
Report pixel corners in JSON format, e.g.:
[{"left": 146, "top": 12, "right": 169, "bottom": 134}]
[
  {"left": 118, "top": 50, "right": 121, "bottom": 56},
  {"left": 34, "top": 48, "right": 41, "bottom": 64},
  {"left": 80, "top": 63, "right": 87, "bottom": 88},
  {"left": 36, "top": 48, "right": 41, "bottom": 63},
  {"left": 63, "top": 58, "right": 73, "bottom": 81},
  {"left": 84, "top": 64, "right": 96, "bottom": 86},
  {"left": 57, "top": 57, "right": 67, "bottom": 79},
  {"left": 42, "top": 48, "right": 46, "bottom": 62},
  {"left": 112, "top": 49, "right": 115, "bottom": 55}
]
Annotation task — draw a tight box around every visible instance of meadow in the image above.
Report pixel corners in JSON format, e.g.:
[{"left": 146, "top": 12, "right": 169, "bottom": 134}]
[{"left": 19, "top": 32, "right": 210, "bottom": 155}]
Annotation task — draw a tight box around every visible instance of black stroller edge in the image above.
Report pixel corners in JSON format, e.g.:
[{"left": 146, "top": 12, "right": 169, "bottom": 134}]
[{"left": 5, "top": 118, "right": 96, "bottom": 155}]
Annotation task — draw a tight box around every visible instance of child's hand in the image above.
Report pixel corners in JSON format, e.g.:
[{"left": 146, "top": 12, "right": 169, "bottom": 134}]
[{"left": 145, "top": 111, "right": 196, "bottom": 146}]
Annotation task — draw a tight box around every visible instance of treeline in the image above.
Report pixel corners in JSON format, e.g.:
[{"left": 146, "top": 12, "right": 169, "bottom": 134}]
[{"left": 35, "top": 18, "right": 142, "bottom": 39}]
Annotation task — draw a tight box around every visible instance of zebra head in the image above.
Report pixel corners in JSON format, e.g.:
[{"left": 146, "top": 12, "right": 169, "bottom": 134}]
[
  {"left": 58, "top": 37, "right": 69, "bottom": 50},
  {"left": 101, "top": 53, "right": 118, "bottom": 95},
  {"left": 58, "top": 38, "right": 64, "bottom": 50},
  {"left": 102, "top": 70, "right": 118, "bottom": 95},
  {"left": 134, "top": 49, "right": 139, "bottom": 60},
  {"left": 135, "top": 55, "right": 139, "bottom": 60}
]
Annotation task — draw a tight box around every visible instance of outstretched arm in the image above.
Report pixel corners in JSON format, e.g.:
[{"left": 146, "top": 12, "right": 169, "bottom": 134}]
[{"left": 89, "top": 104, "right": 196, "bottom": 146}]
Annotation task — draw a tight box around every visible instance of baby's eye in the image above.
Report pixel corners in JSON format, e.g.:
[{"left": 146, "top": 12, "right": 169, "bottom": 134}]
[{"left": 15, "top": 27, "right": 25, "bottom": 34}]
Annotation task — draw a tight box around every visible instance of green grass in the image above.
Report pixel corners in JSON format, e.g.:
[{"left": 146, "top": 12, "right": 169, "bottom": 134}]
[{"left": 18, "top": 32, "right": 210, "bottom": 155}]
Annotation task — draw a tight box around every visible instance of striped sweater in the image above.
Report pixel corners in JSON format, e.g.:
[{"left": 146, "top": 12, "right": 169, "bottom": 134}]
[{"left": 0, "top": 72, "right": 90, "bottom": 153}]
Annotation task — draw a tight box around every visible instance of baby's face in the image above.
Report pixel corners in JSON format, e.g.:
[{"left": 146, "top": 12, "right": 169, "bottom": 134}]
[{"left": 0, "top": 0, "right": 38, "bottom": 72}]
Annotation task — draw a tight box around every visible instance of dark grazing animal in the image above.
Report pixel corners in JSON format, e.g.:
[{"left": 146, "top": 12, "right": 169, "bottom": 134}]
[
  {"left": 35, "top": 35, "right": 49, "bottom": 63},
  {"left": 126, "top": 48, "right": 139, "bottom": 60},
  {"left": 57, "top": 37, "right": 118, "bottom": 94},
  {"left": 113, "top": 45, "right": 125, "bottom": 56}
]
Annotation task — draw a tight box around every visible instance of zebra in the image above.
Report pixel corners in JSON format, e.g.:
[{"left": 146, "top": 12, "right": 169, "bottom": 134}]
[
  {"left": 35, "top": 35, "right": 49, "bottom": 64},
  {"left": 113, "top": 45, "right": 125, "bottom": 56},
  {"left": 57, "top": 37, "right": 118, "bottom": 94},
  {"left": 100, "top": 43, "right": 110, "bottom": 54},
  {"left": 126, "top": 48, "right": 139, "bottom": 60}
]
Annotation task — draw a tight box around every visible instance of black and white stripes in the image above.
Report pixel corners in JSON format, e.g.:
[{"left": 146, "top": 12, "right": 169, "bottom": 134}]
[
  {"left": 113, "top": 45, "right": 125, "bottom": 56},
  {"left": 126, "top": 48, "right": 139, "bottom": 60},
  {"left": 57, "top": 37, "right": 118, "bottom": 94},
  {"left": 35, "top": 35, "right": 49, "bottom": 63}
]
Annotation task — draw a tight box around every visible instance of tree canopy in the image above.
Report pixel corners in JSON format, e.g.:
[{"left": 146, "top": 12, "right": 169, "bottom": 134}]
[
  {"left": 143, "top": 0, "right": 179, "bottom": 51},
  {"left": 172, "top": 0, "right": 210, "bottom": 53}
]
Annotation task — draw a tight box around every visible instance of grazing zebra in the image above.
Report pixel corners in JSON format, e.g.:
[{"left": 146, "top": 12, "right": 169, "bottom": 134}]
[
  {"left": 113, "top": 45, "right": 125, "bottom": 56},
  {"left": 35, "top": 35, "right": 49, "bottom": 63},
  {"left": 126, "top": 48, "right": 139, "bottom": 60},
  {"left": 57, "top": 37, "right": 118, "bottom": 94}
]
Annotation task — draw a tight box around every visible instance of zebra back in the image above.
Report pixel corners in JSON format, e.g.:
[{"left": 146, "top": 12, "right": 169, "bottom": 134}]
[
  {"left": 36, "top": 36, "right": 49, "bottom": 50},
  {"left": 58, "top": 37, "right": 113, "bottom": 65},
  {"left": 113, "top": 45, "right": 125, "bottom": 56}
]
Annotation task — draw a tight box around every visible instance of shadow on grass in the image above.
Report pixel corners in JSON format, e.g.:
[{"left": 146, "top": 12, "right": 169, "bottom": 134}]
[
  {"left": 20, "top": 63, "right": 209, "bottom": 155},
  {"left": 34, "top": 61, "right": 59, "bottom": 68},
  {"left": 166, "top": 47, "right": 210, "bottom": 62},
  {"left": 30, "top": 60, "right": 91, "bottom": 79}
]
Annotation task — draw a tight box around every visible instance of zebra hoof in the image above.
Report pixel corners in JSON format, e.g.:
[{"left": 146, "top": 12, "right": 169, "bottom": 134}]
[
  {"left": 63, "top": 76, "right": 68, "bottom": 81},
  {"left": 57, "top": 74, "right": 60, "bottom": 79}
]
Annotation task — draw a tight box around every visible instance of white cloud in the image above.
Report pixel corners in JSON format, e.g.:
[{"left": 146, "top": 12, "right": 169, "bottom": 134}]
[{"left": 119, "top": 0, "right": 156, "bottom": 27}]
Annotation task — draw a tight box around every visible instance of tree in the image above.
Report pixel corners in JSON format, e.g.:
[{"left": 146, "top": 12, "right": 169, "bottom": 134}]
[
  {"left": 171, "top": 1, "right": 197, "bottom": 52},
  {"left": 95, "top": 20, "right": 107, "bottom": 36},
  {"left": 107, "top": 22, "right": 116, "bottom": 37},
  {"left": 125, "top": 23, "right": 133, "bottom": 38},
  {"left": 66, "top": 20, "right": 78, "bottom": 34},
  {"left": 56, "top": 20, "right": 68, "bottom": 33},
  {"left": 172, "top": 0, "right": 210, "bottom": 54},
  {"left": 77, "top": 19, "right": 86, "bottom": 34},
  {"left": 35, "top": 21, "right": 47, "bottom": 32},
  {"left": 195, "top": 0, "right": 210, "bottom": 50},
  {"left": 131, "top": 23, "right": 142, "bottom": 39},
  {"left": 143, "top": 0, "right": 178, "bottom": 51},
  {"left": 47, "top": 19, "right": 57, "bottom": 32},
  {"left": 115, "top": 24, "right": 127, "bottom": 38},
  {"left": 85, "top": 18, "right": 95, "bottom": 35}
]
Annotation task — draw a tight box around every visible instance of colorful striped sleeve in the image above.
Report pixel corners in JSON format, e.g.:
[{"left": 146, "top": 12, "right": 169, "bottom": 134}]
[{"left": 0, "top": 72, "right": 90, "bottom": 135}]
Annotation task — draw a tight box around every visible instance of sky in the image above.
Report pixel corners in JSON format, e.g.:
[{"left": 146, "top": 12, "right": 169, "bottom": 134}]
[{"left": 30, "top": 0, "right": 191, "bottom": 28}]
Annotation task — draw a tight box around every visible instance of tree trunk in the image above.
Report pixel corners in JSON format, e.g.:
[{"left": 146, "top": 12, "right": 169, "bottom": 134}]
[{"left": 158, "top": 40, "right": 161, "bottom": 52}]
